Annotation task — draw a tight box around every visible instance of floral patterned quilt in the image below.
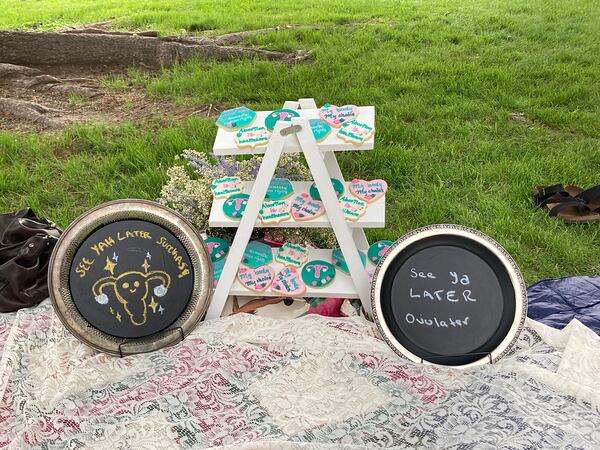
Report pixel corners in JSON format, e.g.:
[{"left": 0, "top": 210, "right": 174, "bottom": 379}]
[{"left": 0, "top": 301, "right": 599, "bottom": 449}]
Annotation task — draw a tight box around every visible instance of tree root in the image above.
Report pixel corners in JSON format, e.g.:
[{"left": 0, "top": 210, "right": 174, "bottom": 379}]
[
  {"left": 0, "top": 98, "right": 62, "bottom": 128},
  {"left": 0, "top": 63, "right": 102, "bottom": 98},
  {"left": 212, "top": 26, "right": 292, "bottom": 45}
]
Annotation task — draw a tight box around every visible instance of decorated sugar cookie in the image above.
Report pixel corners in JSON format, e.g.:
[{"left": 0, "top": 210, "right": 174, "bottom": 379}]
[
  {"left": 264, "top": 109, "right": 300, "bottom": 131},
  {"left": 339, "top": 195, "right": 367, "bottom": 221},
  {"left": 367, "top": 267, "right": 375, "bottom": 283},
  {"left": 349, "top": 179, "right": 387, "bottom": 203},
  {"left": 204, "top": 237, "right": 229, "bottom": 262},
  {"left": 223, "top": 194, "right": 250, "bottom": 220},
  {"left": 337, "top": 120, "right": 374, "bottom": 145},
  {"left": 309, "top": 118, "right": 332, "bottom": 142},
  {"left": 216, "top": 106, "right": 257, "bottom": 131},
  {"left": 309, "top": 177, "right": 344, "bottom": 201},
  {"left": 291, "top": 193, "right": 325, "bottom": 221},
  {"left": 266, "top": 178, "right": 294, "bottom": 201},
  {"left": 276, "top": 242, "right": 310, "bottom": 268},
  {"left": 242, "top": 240, "right": 273, "bottom": 268},
  {"left": 271, "top": 267, "right": 306, "bottom": 297},
  {"left": 368, "top": 240, "right": 394, "bottom": 265},
  {"left": 331, "top": 248, "right": 366, "bottom": 274},
  {"left": 301, "top": 260, "right": 336, "bottom": 288},
  {"left": 235, "top": 126, "right": 271, "bottom": 148},
  {"left": 237, "top": 265, "right": 275, "bottom": 293},
  {"left": 212, "top": 258, "right": 225, "bottom": 288},
  {"left": 319, "top": 104, "right": 359, "bottom": 128},
  {"left": 259, "top": 199, "right": 291, "bottom": 224},
  {"left": 210, "top": 176, "right": 242, "bottom": 198}
]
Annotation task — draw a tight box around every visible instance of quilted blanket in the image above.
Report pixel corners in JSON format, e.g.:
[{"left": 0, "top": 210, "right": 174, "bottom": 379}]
[
  {"left": 528, "top": 275, "right": 600, "bottom": 335},
  {"left": 1, "top": 301, "right": 599, "bottom": 449}
]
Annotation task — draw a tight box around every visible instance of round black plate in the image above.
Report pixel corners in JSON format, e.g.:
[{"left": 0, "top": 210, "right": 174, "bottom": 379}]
[
  {"left": 371, "top": 225, "right": 527, "bottom": 368},
  {"left": 69, "top": 220, "right": 195, "bottom": 339},
  {"left": 49, "top": 200, "right": 212, "bottom": 355}
]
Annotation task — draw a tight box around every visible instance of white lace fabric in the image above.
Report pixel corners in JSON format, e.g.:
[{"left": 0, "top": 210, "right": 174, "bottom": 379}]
[{"left": 0, "top": 300, "right": 599, "bottom": 448}]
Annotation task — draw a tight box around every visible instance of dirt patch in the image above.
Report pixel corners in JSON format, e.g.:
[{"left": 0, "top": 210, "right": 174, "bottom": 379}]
[
  {"left": 0, "top": 66, "right": 224, "bottom": 132},
  {"left": 509, "top": 111, "right": 533, "bottom": 125}
]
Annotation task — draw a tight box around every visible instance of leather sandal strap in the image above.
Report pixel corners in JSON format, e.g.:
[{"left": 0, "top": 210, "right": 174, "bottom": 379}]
[
  {"left": 575, "top": 185, "right": 600, "bottom": 204},
  {"left": 548, "top": 197, "right": 590, "bottom": 217},
  {"left": 534, "top": 184, "right": 570, "bottom": 206}
]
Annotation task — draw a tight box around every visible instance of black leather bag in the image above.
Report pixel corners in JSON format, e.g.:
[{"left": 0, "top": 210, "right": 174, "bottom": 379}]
[{"left": 0, "top": 208, "right": 61, "bottom": 312}]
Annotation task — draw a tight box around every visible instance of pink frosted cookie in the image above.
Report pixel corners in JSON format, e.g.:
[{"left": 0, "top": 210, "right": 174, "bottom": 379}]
[
  {"left": 291, "top": 193, "right": 325, "bottom": 221},
  {"left": 349, "top": 179, "right": 387, "bottom": 203},
  {"left": 271, "top": 267, "right": 306, "bottom": 297},
  {"left": 319, "top": 104, "right": 359, "bottom": 128},
  {"left": 237, "top": 265, "right": 275, "bottom": 293}
]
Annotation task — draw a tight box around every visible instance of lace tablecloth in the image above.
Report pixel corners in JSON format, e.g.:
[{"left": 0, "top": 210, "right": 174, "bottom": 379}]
[{"left": 0, "top": 301, "right": 599, "bottom": 448}]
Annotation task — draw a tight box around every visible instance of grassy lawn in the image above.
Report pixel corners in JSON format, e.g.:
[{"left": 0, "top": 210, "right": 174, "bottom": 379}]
[{"left": 1, "top": 0, "right": 599, "bottom": 284}]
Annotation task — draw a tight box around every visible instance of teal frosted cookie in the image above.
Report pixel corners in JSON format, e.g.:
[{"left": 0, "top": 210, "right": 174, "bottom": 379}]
[
  {"left": 242, "top": 240, "right": 273, "bottom": 268},
  {"left": 331, "top": 248, "right": 366, "bottom": 274},
  {"left": 266, "top": 178, "right": 294, "bottom": 201},
  {"left": 204, "top": 237, "right": 229, "bottom": 262},
  {"left": 212, "top": 258, "right": 225, "bottom": 288},
  {"left": 216, "top": 106, "right": 256, "bottom": 131},
  {"left": 301, "top": 260, "right": 336, "bottom": 288},
  {"left": 309, "top": 118, "right": 332, "bottom": 142},
  {"left": 368, "top": 240, "right": 394, "bottom": 265},
  {"left": 223, "top": 193, "right": 250, "bottom": 220},
  {"left": 264, "top": 109, "right": 300, "bottom": 131},
  {"left": 309, "top": 177, "right": 344, "bottom": 201}
]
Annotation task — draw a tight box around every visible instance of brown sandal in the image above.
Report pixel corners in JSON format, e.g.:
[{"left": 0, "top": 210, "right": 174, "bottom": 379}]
[{"left": 533, "top": 185, "right": 600, "bottom": 223}]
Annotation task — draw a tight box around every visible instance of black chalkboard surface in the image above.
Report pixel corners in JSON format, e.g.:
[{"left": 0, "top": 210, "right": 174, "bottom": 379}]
[
  {"left": 70, "top": 219, "right": 194, "bottom": 339},
  {"left": 49, "top": 200, "right": 211, "bottom": 356},
  {"left": 372, "top": 225, "right": 527, "bottom": 367}
]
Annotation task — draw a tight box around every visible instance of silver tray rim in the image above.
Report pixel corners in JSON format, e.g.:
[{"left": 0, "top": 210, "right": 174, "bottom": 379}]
[
  {"left": 370, "top": 224, "right": 527, "bottom": 369},
  {"left": 48, "top": 199, "right": 212, "bottom": 356}
]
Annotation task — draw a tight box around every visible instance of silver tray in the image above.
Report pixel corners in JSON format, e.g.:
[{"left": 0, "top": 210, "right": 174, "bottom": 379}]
[
  {"left": 371, "top": 224, "right": 527, "bottom": 368},
  {"left": 49, "top": 199, "right": 212, "bottom": 356}
]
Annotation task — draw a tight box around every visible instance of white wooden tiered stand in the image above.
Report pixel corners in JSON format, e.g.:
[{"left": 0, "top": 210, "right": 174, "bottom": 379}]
[{"left": 204, "top": 98, "right": 384, "bottom": 320}]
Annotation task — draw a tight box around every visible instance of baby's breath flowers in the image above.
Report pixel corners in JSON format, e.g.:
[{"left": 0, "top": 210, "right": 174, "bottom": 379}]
[{"left": 159, "top": 149, "right": 336, "bottom": 248}]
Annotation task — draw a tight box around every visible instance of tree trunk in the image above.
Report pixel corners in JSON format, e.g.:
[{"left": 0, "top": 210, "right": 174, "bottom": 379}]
[{"left": 0, "top": 31, "right": 310, "bottom": 69}]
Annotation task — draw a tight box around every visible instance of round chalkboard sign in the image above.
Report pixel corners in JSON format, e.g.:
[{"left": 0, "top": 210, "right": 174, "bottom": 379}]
[
  {"left": 371, "top": 225, "right": 527, "bottom": 368},
  {"left": 49, "top": 200, "right": 212, "bottom": 356}
]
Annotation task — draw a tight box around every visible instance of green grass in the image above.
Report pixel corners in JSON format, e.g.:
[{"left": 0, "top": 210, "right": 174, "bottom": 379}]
[{"left": 1, "top": 0, "right": 600, "bottom": 284}]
